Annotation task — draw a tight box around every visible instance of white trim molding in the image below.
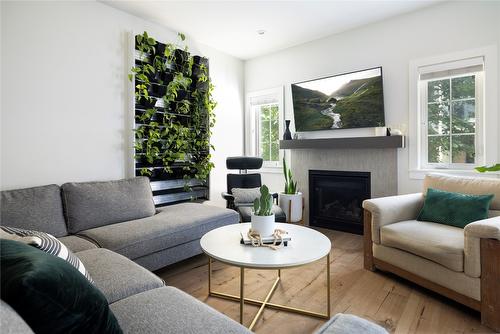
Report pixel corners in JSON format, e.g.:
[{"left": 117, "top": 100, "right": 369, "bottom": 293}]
[{"left": 408, "top": 45, "right": 498, "bottom": 180}]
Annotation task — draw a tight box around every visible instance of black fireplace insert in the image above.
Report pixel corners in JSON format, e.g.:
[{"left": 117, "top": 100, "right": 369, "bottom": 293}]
[{"left": 309, "top": 170, "right": 371, "bottom": 234}]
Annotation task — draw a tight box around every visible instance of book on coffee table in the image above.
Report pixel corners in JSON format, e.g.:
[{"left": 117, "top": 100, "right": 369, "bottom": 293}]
[{"left": 240, "top": 230, "right": 291, "bottom": 246}]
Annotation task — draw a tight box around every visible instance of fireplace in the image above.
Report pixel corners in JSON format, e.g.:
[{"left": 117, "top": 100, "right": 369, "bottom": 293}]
[{"left": 309, "top": 170, "right": 371, "bottom": 234}]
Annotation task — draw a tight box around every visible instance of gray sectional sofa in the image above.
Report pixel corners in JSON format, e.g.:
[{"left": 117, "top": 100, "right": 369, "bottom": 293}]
[{"left": 0, "top": 177, "right": 250, "bottom": 334}]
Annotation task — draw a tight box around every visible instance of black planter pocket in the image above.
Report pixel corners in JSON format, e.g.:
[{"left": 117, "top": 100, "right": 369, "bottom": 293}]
[
  {"left": 193, "top": 56, "right": 208, "bottom": 65},
  {"left": 196, "top": 80, "right": 209, "bottom": 92},
  {"left": 136, "top": 155, "right": 163, "bottom": 168},
  {"left": 148, "top": 83, "right": 167, "bottom": 98},
  {"left": 154, "top": 71, "right": 173, "bottom": 85},
  {"left": 136, "top": 96, "right": 157, "bottom": 108},
  {"left": 154, "top": 43, "right": 166, "bottom": 57},
  {"left": 174, "top": 90, "right": 189, "bottom": 101},
  {"left": 174, "top": 114, "right": 191, "bottom": 126},
  {"left": 191, "top": 65, "right": 200, "bottom": 79},
  {"left": 174, "top": 49, "right": 190, "bottom": 65}
]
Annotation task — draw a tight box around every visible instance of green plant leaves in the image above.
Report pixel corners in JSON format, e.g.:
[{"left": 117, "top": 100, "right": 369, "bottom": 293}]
[
  {"left": 253, "top": 185, "right": 273, "bottom": 216},
  {"left": 475, "top": 163, "right": 500, "bottom": 173},
  {"left": 131, "top": 31, "right": 215, "bottom": 191},
  {"left": 283, "top": 157, "right": 298, "bottom": 194}
]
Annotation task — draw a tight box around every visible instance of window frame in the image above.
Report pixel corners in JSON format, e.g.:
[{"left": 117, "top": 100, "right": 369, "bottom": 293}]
[
  {"left": 255, "top": 102, "right": 281, "bottom": 167},
  {"left": 245, "top": 87, "right": 284, "bottom": 171},
  {"left": 408, "top": 46, "right": 498, "bottom": 180},
  {"left": 419, "top": 71, "right": 484, "bottom": 170}
]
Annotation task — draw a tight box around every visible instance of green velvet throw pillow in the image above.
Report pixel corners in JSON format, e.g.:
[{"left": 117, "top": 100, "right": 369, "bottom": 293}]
[
  {"left": 417, "top": 188, "right": 494, "bottom": 228},
  {"left": 0, "top": 239, "right": 123, "bottom": 334}
]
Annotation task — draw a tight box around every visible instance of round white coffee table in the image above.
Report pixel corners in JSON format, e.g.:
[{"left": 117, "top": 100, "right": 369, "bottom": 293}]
[{"left": 200, "top": 223, "right": 331, "bottom": 330}]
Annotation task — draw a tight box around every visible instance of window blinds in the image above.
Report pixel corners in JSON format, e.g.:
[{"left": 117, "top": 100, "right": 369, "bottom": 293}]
[
  {"left": 419, "top": 56, "right": 484, "bottom": 81},
  {"left": 249, "top": 94, "right": 278, "bottom": 106}
]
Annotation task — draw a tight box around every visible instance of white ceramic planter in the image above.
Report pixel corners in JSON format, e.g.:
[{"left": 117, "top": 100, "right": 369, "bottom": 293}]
[
  {"left": 279, "top": 192, "right": 303, "bottom": 223},
  {"left": 250, "top": 213, "right": 276, "bottom": 237}
]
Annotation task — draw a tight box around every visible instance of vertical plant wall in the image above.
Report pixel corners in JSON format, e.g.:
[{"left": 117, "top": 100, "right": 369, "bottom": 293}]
[{"left": 130, "top": 32, "right": 216, "bottom": 206}]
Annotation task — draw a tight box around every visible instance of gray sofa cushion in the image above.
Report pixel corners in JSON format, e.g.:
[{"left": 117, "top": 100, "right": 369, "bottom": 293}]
[
  {"left": 62, "top": 177, "right": 156, "bottom": 234},
  {"left": 76, "top": 248, "right": 164, "bottom": 304},
  {"left": 1, "top": 185, "right": 67, "bottom": 237},
  {"left": 78, "top": 203, "right": 239, "bottom": 260},
  {"left": 110, "top": 286, "right": 251, "bottom": 334},
  {"left": 134, "top": 238, "right": 202, "bottom": 271},
  {"left": 58, "top": 235, "right": 98, "bottom": 252},
  {"left": 0, "top": 300, "right": 34, "bottom": 334},
  {"left": 315, "top": 314, "right": 388, "bottom": 334}
]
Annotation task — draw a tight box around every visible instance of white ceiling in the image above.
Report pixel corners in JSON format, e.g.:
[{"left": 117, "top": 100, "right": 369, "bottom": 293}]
[{"left": 103, "top": 0, "right": 441, "bottom": 60}]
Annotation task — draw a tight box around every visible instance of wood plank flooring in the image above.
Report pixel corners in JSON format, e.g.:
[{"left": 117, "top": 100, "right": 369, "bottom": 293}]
[{"left": 155, "top": 228, "right": 493, "bottom": 334}]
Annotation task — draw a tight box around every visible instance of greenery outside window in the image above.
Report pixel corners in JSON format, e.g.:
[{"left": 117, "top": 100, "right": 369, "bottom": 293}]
[
  {"left": 246, "top": 87, "right": 284, "bottom": 169},
  {"left": 257, "top": 104, "right": 279, "bottom": 163},
  {"left": 419, "top": 58, "right": 484, "bottom": 169}
]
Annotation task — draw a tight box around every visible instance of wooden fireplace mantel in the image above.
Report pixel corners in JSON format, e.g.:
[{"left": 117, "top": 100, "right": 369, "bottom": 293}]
[{"left": 279, "top": 135, "right": 405, "bottom": 150}]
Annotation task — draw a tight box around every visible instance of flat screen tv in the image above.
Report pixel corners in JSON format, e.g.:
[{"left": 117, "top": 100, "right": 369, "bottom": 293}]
[{"left": 291, "top": 67, "right": 385, "bottom": 131}]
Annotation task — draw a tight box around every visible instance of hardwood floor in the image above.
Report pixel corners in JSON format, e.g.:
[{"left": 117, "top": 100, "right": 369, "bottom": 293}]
[{"left": 155, "top": 228, "right": 493, "bottom": 334}]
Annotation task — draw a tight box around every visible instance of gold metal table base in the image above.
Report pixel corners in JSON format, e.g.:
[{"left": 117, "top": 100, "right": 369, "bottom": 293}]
[{"left": 207, "top": 254, "right": 331, "bottom": 331}]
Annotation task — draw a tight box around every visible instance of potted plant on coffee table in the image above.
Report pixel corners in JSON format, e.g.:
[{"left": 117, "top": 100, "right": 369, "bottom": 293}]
[
  {"left": 279, "top": 158, "right": 303, "bottom": 223},
  {"left": 251, "top": 185, "right": 276, "bottom": 237}
]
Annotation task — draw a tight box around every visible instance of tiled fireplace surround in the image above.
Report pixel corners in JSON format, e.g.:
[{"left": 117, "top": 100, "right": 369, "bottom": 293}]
[{"left": 290, "top": 148, "right": 398, "bottom": 226}]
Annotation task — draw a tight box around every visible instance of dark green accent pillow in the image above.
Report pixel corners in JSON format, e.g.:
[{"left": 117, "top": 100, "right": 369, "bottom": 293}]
[
  {"left": 417, "top": 188, "right": 494, "bottom": 228},
  {"left": 0, "top": 239, "right": 123, "bottom": 334}
]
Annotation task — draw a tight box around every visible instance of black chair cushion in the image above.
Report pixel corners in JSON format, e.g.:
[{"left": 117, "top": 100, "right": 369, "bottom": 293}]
[
  {"left": 227, "top": 174, "right": 262, "bottom": 193},
  {"left": 226, "top": 157, "right": 263, "bottom": 170}
]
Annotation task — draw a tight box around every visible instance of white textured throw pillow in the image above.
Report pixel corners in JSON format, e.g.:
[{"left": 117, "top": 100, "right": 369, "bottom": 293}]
[
  {"left": 0, "top": 226, "right": 94, "bottom": 283},
  {"left": 231, "top": 187, "right": 261, "bottom": 206}
]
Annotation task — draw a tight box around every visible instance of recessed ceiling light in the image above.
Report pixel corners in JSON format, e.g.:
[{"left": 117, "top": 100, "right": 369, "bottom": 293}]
[{"left": 257, "top": 29, "right": 266, "bottom": 35}]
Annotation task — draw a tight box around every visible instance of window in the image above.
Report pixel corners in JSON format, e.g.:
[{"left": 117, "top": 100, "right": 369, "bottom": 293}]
[
  {"left": 257, "top": 104, "right": 280, "bottom": 162},
  {"left": 418, "top": 57, "right": 484, "bottom": 169},
  {"left": 409, "top": 46, "right": 498, "bottom": 180},
  {"left": 246, "top": 87, "right": 284, "bottom": 169}
]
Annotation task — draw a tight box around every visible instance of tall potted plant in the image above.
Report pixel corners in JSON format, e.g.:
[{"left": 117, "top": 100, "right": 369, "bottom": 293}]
[
  {"left": 279, "top": 158, "right": 303, "bottom": 223},
  {"left": 251, "top": 185, "right": 276, "bottom": 236}
]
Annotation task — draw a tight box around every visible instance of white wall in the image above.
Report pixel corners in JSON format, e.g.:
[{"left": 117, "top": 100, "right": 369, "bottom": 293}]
[
  {"left": 245, "top": 1, "right": 500, "bottom": 194},
  {"left": 0, "top": 1, "right": 244, "bottom": 204}
]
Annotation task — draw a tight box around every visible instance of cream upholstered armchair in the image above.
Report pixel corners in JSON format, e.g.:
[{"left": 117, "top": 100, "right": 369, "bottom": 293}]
[{"left": 362, "top": 173, "right": 500, "bottom": 331}]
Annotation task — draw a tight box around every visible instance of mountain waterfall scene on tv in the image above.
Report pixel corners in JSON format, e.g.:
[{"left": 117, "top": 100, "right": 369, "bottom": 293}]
[{"left": 291, "top": 67, "right": 385, "bottom": 131}]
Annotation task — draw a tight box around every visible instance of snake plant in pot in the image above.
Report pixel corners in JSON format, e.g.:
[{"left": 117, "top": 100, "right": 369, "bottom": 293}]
[
  {"left": 251, "top": 185, "right": 276, "bottom": 237},
  {"left": 279, "top": 158, "right": 303, "bottom": 223}
]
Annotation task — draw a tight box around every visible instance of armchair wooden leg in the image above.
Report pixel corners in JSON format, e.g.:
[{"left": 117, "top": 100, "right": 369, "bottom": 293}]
[
  {"left": 363, "top": 209, "right": 375, "bottom": 271},
  {"left": 481, "top": 238, "right": 500, "bottom": 331},
  {"left": 288, "top": 199, "right": 291, "bottom": 224}
]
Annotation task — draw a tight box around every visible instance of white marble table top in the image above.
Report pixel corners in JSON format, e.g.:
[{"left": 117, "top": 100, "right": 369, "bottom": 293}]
[{"left": 200, "top": 223, "right": 331, "bottom": 269}]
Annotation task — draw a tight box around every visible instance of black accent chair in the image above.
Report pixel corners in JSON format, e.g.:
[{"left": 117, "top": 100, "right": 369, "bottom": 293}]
[{"left": 222, "top": 157, "right": 286, "bottom": 223}]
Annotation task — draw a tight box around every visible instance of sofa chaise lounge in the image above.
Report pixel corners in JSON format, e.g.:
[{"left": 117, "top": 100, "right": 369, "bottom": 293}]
[{"left": 1, "top": 177, "right": 251, "bottom": 333}]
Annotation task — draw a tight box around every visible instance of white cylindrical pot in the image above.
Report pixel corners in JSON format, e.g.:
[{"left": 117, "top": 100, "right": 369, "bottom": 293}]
[
  {"left": 250, "top": 213, "right": 276, "bottom": 237},
  {"left": 279, "top": 192, "right": 303, "bottom": 223}
]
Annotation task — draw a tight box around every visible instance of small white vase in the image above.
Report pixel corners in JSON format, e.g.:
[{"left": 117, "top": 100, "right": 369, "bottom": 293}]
[
  {"left": 279, "top": 192, "right": 303, "bottom": 223},
  {"left": 251, "top": 213, "right": 276, "bottom": 237}
]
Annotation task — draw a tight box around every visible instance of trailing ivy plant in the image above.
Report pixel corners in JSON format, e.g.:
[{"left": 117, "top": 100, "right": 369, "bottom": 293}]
[
  {"left": 163, "top": 73, "right": 192, "bottom": 109},
  {"left": 129, "top": 31, "right": 216, "bottom": 191},
  {"left": 135, "top": 31, "right": 156, "bottom": 56}
]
